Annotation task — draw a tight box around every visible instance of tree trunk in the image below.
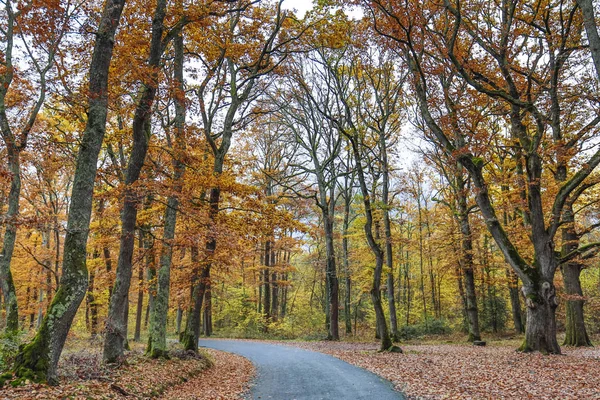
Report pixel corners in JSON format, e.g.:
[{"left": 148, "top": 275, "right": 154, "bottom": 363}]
[
  {"left": 12, "top": 0, "right": 126, "bottom": 384},
  {"left": 134, "top": 259, "right": 144, "bottom": 342},
  {"left": 146, "top": 27, "right": 185, "bottom": 358},
  {"left": 504, "top": 268, "right": 524, "bottom": 333},
  {"left": 563, "top": 262, "right": 591, "bottom": 346},
  {"left": 176, "top": 307, "right": 183, "bottom": 335},
  {"left": 561, "top": 204, "right": 592, "bottom": 346},
  {"left": 203, "top": 275, "right": 213, "bottom": 337},
  {"left": 87, "top": 261, "right": 98, "bottom": 337},
  {"left": 104, "top": 0, "right": 167, "bottom": 363},
  {"left": 181, "top": 246, "right": 208, "bottom": 352},
  {"left": 0, "top": 150, "right": 21, "bottom": 332},
  {"left": 323, "top": 207, "right": 339, "bottom": 340},
  {"left": 263, "top": 241, "right": 271, "bottom": 319},
  {"left": 576, "top": 0, "right": 600, "bottom": 83},
  {"left": 347, "top": 135, "right": 395, "bottom": 352},
  {"left": 147, "top": 194, "right": 179, "bottom": 358},
  {"left": 562, "top": 263, "right": 592, "bottom": 347},
  {"left": 520, "top": 280, "right": 560, "bottom": 354},
  {"left": 342, "top": 186, "right": 353, "bottom": 335}
]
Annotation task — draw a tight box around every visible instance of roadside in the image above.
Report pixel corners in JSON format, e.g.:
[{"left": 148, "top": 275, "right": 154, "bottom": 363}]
[
  {"left": 283, "top": 340, "right": 600, "bottom": 399},
  {"left": 0, "top": 339, "right": 254, "bottom": 399}
]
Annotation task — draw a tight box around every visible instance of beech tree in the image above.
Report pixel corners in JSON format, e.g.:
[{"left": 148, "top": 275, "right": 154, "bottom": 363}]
[
  {"left": 273, "top": 51, "right": 344, "bottom": 340},
  {"left": 104, "top": 0, "right": 169, "bottom": 364},
  {"left": 370, "top": 0, "right": 600, "bottom": 353},
  {"left": 12, "top": 0, "right": 126, "bottom": 383},
  {"left": 0, "top": 0, "right": 71, "bottom": 332},
  {"left": 180, "top": 0, "right": 292, "bottom": 351}
]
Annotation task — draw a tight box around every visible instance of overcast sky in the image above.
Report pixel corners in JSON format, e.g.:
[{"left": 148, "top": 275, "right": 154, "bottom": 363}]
[{"left": 281, "top": 0, "right": 314, "bottom": 17}]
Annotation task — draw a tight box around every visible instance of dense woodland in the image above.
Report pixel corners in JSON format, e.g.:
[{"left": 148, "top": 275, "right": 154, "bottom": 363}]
[{"left": 1, "top": 0, "right": 600, "bottom": 386}]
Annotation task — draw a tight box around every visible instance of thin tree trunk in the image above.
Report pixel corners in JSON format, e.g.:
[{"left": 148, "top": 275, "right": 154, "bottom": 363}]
[
  {"left": 342, "top": 196, "right": 352, "bottom": 335},
  {"left": 506, "top": 268, "right": 524, "bottom": 333},
  {"left": 455, "top": 175, "right": 481, "bottom": 341},
  {"left": 134, "top": 254, "right": 144, "bottom": 342},
  {"left": 263, "top": 241, "right": 271, "bottom": 319},
  {"left": 203, "top": 273, "right": 212, "bottom": 337}
]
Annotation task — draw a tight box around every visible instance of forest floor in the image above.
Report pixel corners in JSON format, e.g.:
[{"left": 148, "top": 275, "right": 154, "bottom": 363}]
[
  {"left": 279, "top": 337, "right": 600, "bottom": 399},
  {"left": 0, "top": 339, "right": 254, "bottom": 399}
]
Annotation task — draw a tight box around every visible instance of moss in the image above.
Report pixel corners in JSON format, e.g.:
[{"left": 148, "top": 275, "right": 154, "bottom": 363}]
[
  {"left": 180, "top": 332, "right": 197, "bottom": 352},
  {"left": 472, "top": 156, "right": 484, "bottom": 167},
  {"left": 387, "top": 345, "right": 403, "bottom": 353},
  {"left": 517, "top": 340, "right": 533, "bottom": 353},
  {"left": 526, "top": 293, "right": 539, "bottom": 303},
  {"left": 0, "top": 372, "right": 13, "bottom": 387},
  {"left": 149, "top": 347, "right": 170, "bottom": 360},
  {"left": 12, "top": 309, "right": 52, "bottom": 384}
]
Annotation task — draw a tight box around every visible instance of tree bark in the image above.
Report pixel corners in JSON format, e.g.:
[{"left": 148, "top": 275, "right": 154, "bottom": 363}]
[{"left": 13, "top": 0, "right": 126, "bottom": 384}]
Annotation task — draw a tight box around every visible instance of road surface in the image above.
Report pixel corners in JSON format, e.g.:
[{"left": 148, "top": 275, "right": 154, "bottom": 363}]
[{"left": 199, "top": 339, "right": 404, "bottom": 400}]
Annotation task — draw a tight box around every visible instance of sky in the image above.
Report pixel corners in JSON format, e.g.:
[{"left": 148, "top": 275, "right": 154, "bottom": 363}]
[
  {"left": 281, "top": 0, "right": 363, "bottom": 19},
  {"left": 281, "top": 0, "right": 316, "bottom": 18}
]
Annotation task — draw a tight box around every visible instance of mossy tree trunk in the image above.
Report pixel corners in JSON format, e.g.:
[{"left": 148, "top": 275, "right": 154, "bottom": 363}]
[
  {"left": 561, "top": 205, "right": 592, "bottom": 347},
  {"left": 0, "top": 150, "right": 20, "bottom": 333},
  {"left": 181, "top": 245, "right": 208, "bottom": 352},
  {"left": 456, "top": 180, "right": 481, "bottom": 342},
  {"left": 563, "top": 263, "right": 591, "bottom": 347},
  {"left": 104, "top": 0, "right": 167, "bottom": 364},
  {"left": 147, "top": 30, "right": 186, "bottom": 358},
  {"left": 506, "top": 268, "right": 524, "bottom": 333},
  {"left": 12, "top": 0, "right": 126, "bottom": 383},
  {"left": 520, "top": 279, "right": 560, "bottom": 354},
  {"left": 562, "top": 167, "right": 593, "bottom": 340},
  {"left": 147, "top": 193, "right": 180, "bottom": 358}
]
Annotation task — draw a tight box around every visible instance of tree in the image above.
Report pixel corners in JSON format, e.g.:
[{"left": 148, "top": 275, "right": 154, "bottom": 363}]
[
  {"left": 370, "top": 0, "right": 600, "bottom": 353},
  {"left": 13, "top": 0, "right": 126, "bottom": 383},
  {"left": 0, "top": 0, "right": 71, "bottom": 332},
  {"left": 180, "top": 0, "right": 291, "bottom": 351},
  {"left": 104, "top": 0, "right": 169, "bottom": 364},
  {"left": 273, "top": 51, "right": 344, "bottom": 339}
]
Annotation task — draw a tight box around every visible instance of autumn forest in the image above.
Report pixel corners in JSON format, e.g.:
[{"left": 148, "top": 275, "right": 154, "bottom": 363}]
[{"left": 1, "top": 0, "right": 600, "bottom": 397}]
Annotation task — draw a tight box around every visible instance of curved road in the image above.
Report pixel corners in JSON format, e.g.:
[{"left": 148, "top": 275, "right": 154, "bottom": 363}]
[{"left": 199, "top": 339, "right": 404, "bottom": 400}]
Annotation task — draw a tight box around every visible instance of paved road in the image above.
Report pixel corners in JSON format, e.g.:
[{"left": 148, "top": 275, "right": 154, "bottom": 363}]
[{"left": 199, "top": 339, "right": 404, "bottom": 400}]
